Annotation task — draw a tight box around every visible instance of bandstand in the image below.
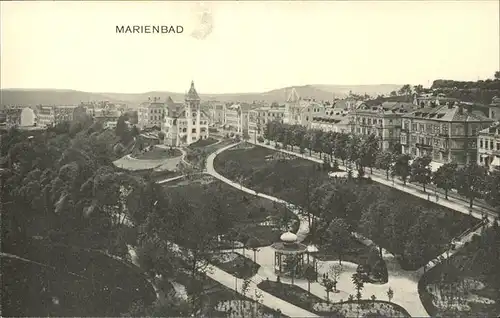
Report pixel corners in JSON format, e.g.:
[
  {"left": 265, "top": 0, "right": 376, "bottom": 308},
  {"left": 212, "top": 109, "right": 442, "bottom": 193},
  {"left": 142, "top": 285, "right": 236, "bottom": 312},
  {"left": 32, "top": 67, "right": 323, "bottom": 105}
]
[{"left": 271, "top": 232, "right": 317, "bottom": 280}]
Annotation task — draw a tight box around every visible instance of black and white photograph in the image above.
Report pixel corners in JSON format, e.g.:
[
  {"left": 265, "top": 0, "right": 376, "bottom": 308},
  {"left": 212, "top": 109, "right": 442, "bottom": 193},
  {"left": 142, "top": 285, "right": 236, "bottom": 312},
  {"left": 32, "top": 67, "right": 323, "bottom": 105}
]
[{"left": 1, "top": 1, "right": 499, "bottom": 317}]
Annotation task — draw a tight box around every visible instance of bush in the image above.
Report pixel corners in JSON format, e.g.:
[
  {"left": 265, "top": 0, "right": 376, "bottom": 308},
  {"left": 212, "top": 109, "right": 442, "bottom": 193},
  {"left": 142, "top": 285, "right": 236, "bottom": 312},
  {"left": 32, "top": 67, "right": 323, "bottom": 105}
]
[{"left": 257, "top": 136, "right": 264, "bottom": 143}]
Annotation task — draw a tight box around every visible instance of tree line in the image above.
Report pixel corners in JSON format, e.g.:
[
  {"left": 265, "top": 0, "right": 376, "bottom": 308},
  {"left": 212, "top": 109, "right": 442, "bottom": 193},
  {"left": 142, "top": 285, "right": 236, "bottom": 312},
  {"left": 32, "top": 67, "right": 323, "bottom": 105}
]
[{"left": 263, "top": 121, "right": 500, "bottom": 212}]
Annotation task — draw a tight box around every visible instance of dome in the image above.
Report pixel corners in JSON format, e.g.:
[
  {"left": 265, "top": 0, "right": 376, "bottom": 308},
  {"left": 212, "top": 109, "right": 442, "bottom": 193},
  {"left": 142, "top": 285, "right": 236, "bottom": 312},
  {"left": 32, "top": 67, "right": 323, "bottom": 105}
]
[{"left": 280, "top": 231, "right": 297, "bottom": 243}]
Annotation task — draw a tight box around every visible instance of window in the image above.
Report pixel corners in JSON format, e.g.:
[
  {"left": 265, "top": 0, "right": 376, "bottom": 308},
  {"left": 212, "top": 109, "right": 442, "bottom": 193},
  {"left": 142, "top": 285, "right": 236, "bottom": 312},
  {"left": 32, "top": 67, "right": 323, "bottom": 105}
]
[
  {"left": 192, "top": 128, "right": 196, "bottom": 133},
  {"left": 497, "top": 142, "right": 500, "bottom": 150},
  {"left": 419, "top": 124, "right": 425, "bottom": 132},
  {"left": 490, "top": 140, "right": 494, "bottom": 149},
  {"left": 480, "top": 139, "right": 483, "bottom": 148},
  {"left": 412, "top": 123, "right": 417, "bottom": 131}
]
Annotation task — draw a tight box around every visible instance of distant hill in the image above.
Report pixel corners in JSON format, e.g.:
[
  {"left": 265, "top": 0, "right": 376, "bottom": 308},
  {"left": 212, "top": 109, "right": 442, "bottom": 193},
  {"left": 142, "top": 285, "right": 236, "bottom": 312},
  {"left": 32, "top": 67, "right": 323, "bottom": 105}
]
[
  {"left": 1, "top": 84, "right": 404, "bottom": 107},
  {"left": 0, "top": 89, "right": 130, "bottom": 108}
]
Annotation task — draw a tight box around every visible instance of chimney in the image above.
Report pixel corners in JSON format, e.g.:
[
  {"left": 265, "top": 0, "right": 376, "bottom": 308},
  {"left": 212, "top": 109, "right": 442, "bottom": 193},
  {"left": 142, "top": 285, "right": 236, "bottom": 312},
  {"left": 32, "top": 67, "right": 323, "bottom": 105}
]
[
  {"left": 458, "top": 104, "right": 464, "bottom": 115},
  {"left": 447, "top": 102, "right": 453, "bottom": 109}
]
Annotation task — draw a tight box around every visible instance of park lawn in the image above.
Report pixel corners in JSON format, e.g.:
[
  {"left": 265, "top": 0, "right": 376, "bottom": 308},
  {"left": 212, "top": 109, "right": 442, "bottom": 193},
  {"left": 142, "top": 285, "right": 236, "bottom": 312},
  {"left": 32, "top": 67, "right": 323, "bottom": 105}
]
[
  {"left": 310, "top": 235, "right": 388, "bottom": 284},
  {"left": 211, "top": 252, "right": 261, "bottom": 279},
  {"left": 163, "top": 175, "right": 299, "bottom": 247},
  {"left": 213, "top": 145, "right": 330, "bottom": 199},
  {"left": 187, "top": 137, "right": 219, "bottom": 149},
  {"left": 214, "top": 145, "right": 481, "bottom": 271},
  {"left": 257, "top": 280, "right": 410, "bottom": 318},
  {"left": 134, "top": 147, "right": 182, "bottom": 160}
]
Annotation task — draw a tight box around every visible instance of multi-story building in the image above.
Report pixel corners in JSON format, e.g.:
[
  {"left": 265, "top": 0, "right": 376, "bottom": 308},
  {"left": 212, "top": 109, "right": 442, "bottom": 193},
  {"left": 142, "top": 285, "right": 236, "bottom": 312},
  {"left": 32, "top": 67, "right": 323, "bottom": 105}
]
[
  {"left": 248, "top": 105, "right": 286, "bottom": 137},
  {"left": 35, "top": 105, "right": 79, "bottom": 127},
  {"left": 477, "top": 122, "right": 500, "bottom": 171},
  {"left": 413, "top": 93, "right": 459, "bottom": 107},
  {"left": 310, "top": 114, "right": 350, "bottom": 133},
  {"left": 207, "top": 102, "right": 226, "bottom": 125},
  {"left": 137, "top": 97, "right": 166, "bottom": 129},
  {"left": 488, "top": 96, "right": 500, "bottom": 120},
  {"left": 349, "top": 102, "right": 415, "bottom": 151},
  {"left": 162, "top": 81, "right": 210, "bottom": 146},
  {"left": 225, "top": 104, "right": 245, "bottom": 133},
  {"left": 284, "top": 88, "right": 326, "bottom": 128},
  {"left": 401, "top": 102, "right": 493, "bottom": 168}
]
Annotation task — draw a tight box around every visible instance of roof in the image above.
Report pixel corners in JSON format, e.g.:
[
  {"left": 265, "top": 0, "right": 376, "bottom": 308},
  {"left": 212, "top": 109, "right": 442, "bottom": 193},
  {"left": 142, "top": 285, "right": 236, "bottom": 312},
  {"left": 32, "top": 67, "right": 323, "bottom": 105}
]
[
  {"left": 185, "top": 81, "right": 200, "bottom": 101},
  {"left": 286, "top": 88, "right": 300, "bottom": 103},
  {"left": 403, "top": 104, "right": 494, "bottom": 122}
]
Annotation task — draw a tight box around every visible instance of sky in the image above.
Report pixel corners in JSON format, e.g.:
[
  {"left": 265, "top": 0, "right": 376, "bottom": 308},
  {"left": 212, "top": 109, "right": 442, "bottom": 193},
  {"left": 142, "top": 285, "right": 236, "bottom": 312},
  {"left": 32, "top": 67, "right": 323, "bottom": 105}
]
[{"left": 1, "top": 1, "right": 499, "bottom": 94}]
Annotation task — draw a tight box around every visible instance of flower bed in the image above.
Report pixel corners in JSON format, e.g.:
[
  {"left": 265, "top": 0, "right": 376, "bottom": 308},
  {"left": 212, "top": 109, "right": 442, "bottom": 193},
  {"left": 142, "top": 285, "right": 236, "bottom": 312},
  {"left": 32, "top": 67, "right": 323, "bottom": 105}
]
[
  {"left": 211, "top": 252, "right": 261, "bottom": 279},
  {"left": 187, "top": 137, "right": 219, "bottom": 148},
  {"left": 418, "top": 230, "right": 500, "bottom": 318},
  {"left": 133, "top": 147, "right": 182, "bottom": 160},
  {"left": 258, "top": 280, "right": 410, "bottom": 318}
]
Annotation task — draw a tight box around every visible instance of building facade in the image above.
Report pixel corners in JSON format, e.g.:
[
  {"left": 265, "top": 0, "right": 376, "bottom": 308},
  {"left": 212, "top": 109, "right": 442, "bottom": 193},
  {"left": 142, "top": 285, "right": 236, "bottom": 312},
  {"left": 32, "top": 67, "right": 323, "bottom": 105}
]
[
  {"left": 248, "top": 105, "right": 286, "bottom": 137},
  {"left": 284, "top": 88, "right": 325, "bottom": 128},
  {"left": 208, "top": 102, "right": 226, "bottom": 125},
  {"left": 401, "top": 103, "right": 493, "bottom": 168},
  {"left": 137, "top": 97, "right": 166, "bottom": 129},
  {"left": 225, "top": 104, "right": 244, "bottom": 133},
  {"left": 310, "top": 115, "right": 350, "bottom": 133},
  {"left": 35, "top": 105, "right": 78, "bottom": 127},
  {"left": 162, "top": 81, "right": 210, "bottom": 146},
  {"left": 349, "top": 102, "right": 415, "bottom": 151},
  {"left": 477, "top": 122, "right": 500, "bottom": 171}
]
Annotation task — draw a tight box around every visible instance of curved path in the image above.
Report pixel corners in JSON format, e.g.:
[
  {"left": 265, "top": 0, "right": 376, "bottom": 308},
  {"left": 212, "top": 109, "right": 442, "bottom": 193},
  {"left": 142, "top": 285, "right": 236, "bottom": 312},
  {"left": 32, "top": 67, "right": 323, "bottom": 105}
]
[{"left": 207, "top": 142, "right": 429, "bottom": 317}]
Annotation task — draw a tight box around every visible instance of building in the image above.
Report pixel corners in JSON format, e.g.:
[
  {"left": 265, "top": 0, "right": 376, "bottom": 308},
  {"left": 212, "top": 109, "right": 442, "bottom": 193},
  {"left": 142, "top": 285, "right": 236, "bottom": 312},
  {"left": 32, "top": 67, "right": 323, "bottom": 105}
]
[
  {"left": 248, "top": 105, "right": 286, "bottom": 137},
  {"left": 207, "top": 102, "right": 226, "bottom": 125},
  {"left": 225, "top": 104, "right": 245, "bottom": 133},
  {"left": 477, "top": 122, "right": 500, "bottom": 171},
  {"left": 35, "top": 105, "right": 78, "bottom": 127},
  {"left": 310, "top": 114, "right": 350, "bottom": 133},
  {"left": 413, "top": 94, "right": 459, "bottom": 107},
  {"left": 162, "top": 81, "right": 210, "bottom": 146},
  {"left": 137, "top": 97, "right": 166, "bottom": 129},
  {"left": 284, "top": 88, "right": 326, "bottom": 128},
  {"left": 488, "top": 96, "right": 500, "bottom": 120},
  {"left": 20, "top": 107, "right": 37, "bottom": 127},
  {"left": 350, "top": 102, "right": 415, "bottom": 151},
  {"left": 401, "top": 102, "right": 494, "bottom": 169}
]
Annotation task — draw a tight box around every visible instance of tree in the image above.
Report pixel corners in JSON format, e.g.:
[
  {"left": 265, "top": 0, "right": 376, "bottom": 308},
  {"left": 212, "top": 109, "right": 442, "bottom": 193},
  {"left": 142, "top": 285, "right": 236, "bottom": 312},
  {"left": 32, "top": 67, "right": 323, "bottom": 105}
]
[
  {"left": 360, "top": 134, "right": 379, "bottom": 174},
  {"left": 398, "top": 84, "right": 412, "bottom": 96},
  {"left": 322, "top": 273, "right": 335, "bottom": 303},
  {"left": 391, "top": 154, "right": 411, "bottom": 185},
  {"left": 158, "top": 131, "right": 165, "bottom": 142},
  {"left": 387, "top": 287, "right": 394, "bottom": 302},
  {"left": 390, "top": 91, "right": 397, "bottom": 96},
  {"left": 495, "top": 71, "right": 500, "bottom": 80},
  {"left": 455, "top": 163, "right": 488, "bottom": 209},
  {"left": 246, "top": 237, "right": 261, "bottom": 263},
  {"left": 413, "top": 85, "right": 424, "bottom": 95},
  {"left": 329, "top": 263, "right": 343, "bottom": 293},
  {"left": 410, "top": 156, "right": 432, "bottom": 192},
  {"left": 351, "top": 272, "right": 364, "bottom": 301},
  {"left": 303, "top": 264, "right": 317, "bottom": 294},
  {"left": 432, "top": 162, "right": 457, "bottom": 199},
  {"left": 323, "top": 218, "right": 352, "bottom": 265},
  {"left": 376, "top": 151, "right": 394, "bottom": 180},
  {"left": 360, "top": 201, "right": 391, "bottom": 258},
  {"left": 485, "top": 170, "right": 500, "bottom": 212}
]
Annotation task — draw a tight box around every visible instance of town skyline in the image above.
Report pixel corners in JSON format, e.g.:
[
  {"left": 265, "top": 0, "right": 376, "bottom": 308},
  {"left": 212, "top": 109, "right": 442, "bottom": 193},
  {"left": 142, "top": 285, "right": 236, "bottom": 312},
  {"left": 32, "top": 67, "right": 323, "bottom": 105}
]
[{"left": 2, "top": 1, "right": 499, "bottom": 94}]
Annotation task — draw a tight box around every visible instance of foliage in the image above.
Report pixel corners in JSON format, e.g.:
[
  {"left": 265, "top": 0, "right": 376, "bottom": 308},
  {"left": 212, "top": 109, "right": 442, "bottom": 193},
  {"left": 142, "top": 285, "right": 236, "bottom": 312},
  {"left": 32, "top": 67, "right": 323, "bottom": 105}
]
[
  {"left": 455, "top": 163, "right": 488, "bottom": 209},
  {"left": 432, "top": 163, "right": 457, "bottom": 199},
  {"left": 410, "top": 156, "right": 432, "bottom": 192},
  {"left": 391, "top": 154, "right": 411, "bottom": 185}
]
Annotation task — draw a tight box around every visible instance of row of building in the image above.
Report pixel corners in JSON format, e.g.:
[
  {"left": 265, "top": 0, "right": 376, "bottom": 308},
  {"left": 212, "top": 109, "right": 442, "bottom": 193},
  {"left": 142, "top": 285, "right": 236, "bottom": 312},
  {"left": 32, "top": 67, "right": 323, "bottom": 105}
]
[
  {"left": 3, "top": 82, "right": 499, "bottom": 171},
  {"left": 0, "top": 101, "right": 124, "bottom": 129}
]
